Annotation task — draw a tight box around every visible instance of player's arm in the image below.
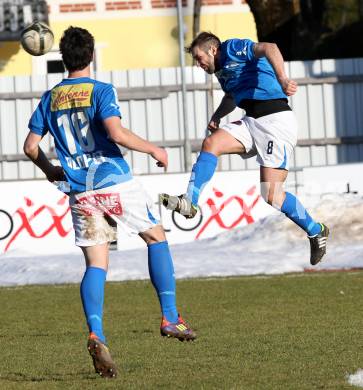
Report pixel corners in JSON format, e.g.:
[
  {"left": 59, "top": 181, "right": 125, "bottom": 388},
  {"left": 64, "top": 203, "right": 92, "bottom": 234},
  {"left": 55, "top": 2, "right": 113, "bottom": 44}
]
[
  {"left": 253, "top": 42, "right": 297, "bottom": 96},
  {"left": 23, "top": 131, "right": 64, "bottom": 182},
  {"left": 208, "top": 93, "right": 236, "bottom": 132},
  {"left": 103, "top": 116, "right": 168, "bottom": 168}
]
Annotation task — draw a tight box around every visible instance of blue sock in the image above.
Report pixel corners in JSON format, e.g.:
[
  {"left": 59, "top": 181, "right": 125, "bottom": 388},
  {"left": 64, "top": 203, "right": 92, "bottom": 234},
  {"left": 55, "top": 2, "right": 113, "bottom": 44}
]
[
  {"left": 148, "top": 241, "right": 178, "bottom": 323},
  {"left": 80, "top": 266, "right": 106, "bottom": 343},
  {"left": 281, "top": 192, "right": 322, "bottom": 236},
  {"left": 187, "top": 151, "right": 218, "bottom": 205}
]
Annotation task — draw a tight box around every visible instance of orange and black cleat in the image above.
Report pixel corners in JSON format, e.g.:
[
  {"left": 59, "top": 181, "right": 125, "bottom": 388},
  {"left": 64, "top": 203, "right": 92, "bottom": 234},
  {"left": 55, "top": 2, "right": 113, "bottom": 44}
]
[
  {"left": 160, "top": 314, "right": 197, "bottom": 342},
  {"left": 87, "top": 333, "right": 117, "bottom": 378}
]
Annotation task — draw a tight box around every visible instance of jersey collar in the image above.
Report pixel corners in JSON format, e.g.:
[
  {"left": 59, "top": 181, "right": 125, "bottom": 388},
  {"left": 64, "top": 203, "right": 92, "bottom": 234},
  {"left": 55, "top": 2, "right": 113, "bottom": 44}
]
[{"left": 61, "top": 77, "right": 92, "bottom": 84}]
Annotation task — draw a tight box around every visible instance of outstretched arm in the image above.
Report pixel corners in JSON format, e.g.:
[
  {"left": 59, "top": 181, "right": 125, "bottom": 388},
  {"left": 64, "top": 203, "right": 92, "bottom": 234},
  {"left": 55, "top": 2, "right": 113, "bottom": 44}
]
[
  {"left": 23, "top": 132, "right": 64, "bottom": 182},
  {"left": 253, "top": 42, "right": 297, "bottom": 96},
  {"left": 103, "top": 116, "right": 168, "bottom": 169},
  {"left": 208, "top": 93, "right": 236, "bottom": 132}
]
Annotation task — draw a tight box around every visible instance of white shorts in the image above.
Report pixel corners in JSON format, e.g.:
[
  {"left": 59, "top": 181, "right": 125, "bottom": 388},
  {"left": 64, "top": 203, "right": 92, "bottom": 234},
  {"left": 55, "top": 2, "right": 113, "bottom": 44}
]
[
  {"left": 69, "top": 178, "right": 160, "bottom": 247},
  {"left": 220, "top": 110, "right": 298, "bottom": 170}
]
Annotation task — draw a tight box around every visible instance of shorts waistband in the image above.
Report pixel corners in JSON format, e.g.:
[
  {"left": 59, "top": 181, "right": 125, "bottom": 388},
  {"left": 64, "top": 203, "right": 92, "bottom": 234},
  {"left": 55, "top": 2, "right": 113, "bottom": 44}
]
[{"left": 238, "top": 98, "right": 291, "bottom": 119}]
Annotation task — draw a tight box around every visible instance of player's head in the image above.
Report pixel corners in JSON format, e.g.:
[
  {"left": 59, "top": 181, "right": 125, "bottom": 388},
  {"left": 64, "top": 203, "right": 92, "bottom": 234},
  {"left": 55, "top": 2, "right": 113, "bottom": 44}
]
[
  {"left": 185, "top": 32, "right": 221, "bottom": 74},
  {"left": 60, "top": 26, "right": 94, "bottom": 72}
]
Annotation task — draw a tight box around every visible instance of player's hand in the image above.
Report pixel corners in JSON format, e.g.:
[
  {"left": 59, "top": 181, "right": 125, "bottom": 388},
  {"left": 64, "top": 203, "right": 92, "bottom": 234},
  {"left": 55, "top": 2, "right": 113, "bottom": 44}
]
[
  {"left": 207, "top": 118, "right": 220, "bottom": 132},
  {"left": 151, "top": 147, "right": 168, "bottom": 170},
  {"left": 46, "top": 165, "right": 65, "bottom": 182},
  {"left": 279, "top": 77, "right": 298, "bottom": 96}
]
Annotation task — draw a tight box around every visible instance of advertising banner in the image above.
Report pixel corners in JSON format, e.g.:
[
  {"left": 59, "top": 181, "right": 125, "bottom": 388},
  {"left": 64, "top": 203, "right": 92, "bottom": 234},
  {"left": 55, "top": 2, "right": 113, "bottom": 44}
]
[
  {"left": 117, "top": 171, "right": 274, "bottom": 250},
  {"left": 0, "top": 170, "right": 275, "bottom": 255},
  {"left": 0, "top": 181, "right": 74, "bottom": 255}
]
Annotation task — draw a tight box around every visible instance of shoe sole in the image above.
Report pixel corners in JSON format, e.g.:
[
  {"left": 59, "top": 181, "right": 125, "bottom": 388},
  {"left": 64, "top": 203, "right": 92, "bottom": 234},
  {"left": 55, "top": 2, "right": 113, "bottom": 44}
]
[
  {"left": 160, "top": 330, "right": 197, "bottom": 342},
  {"left": 87, "top": 339, "right": 117, "bottom": 378}
]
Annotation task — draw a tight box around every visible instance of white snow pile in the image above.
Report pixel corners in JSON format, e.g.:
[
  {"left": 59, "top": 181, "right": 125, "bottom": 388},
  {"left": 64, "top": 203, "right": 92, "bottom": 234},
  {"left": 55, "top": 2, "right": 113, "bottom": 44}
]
[{"left": 348, "top": 369, "right": 363, "bottom": 387}]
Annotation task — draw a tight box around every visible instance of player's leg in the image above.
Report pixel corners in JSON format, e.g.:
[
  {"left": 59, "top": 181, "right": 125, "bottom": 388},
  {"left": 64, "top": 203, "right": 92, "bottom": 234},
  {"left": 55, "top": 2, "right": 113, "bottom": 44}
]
[
  {"left": 80, "top": 243, "right": 109, "bottom": 344},
  {"left": 80, "top": 243, "right": 117, "bottom": 378},
  {"left": 260, "top": 166, "right": 322, "bottom": 234},
  {"left": 161, "top": 126, "right": 247, "bottom": 218},
  {"left": 255, "top": 110, "right": 329, "bottom": 265},
  {"left": 139, "top": 225, "right": 196, "bottom": 341},
  {"left": 260, "top": 166, "right": 329, "bottom": 265},
  {"left": 139, "top": 226, "right": 177, "bottom": 322},
  {"left": 104, "top": 179, "right": 195, "bottom": 341},
  {"left": 71, "top": 194, "right": 117, "bottom": 378},
  {"left": 187, "top": 129, "right": 246, "bottom": 205}
]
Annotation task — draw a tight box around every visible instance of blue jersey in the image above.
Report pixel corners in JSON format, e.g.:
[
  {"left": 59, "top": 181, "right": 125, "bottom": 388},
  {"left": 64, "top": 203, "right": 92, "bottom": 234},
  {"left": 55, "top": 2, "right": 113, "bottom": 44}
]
[
  {"left": 29, "top": 77, "right": 132, "bottom": 193},
  {"left": 215, "top": 39, "right": 287, "bottom": 104}
]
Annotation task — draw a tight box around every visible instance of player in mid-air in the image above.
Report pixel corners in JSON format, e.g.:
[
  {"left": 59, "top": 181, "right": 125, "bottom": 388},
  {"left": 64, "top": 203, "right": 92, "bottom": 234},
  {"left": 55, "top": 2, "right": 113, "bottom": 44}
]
[
  {"left": 161, "top": 32, "right": 329, "bottom": 266},
  {"left": 23, "top": 26, "right": 195, "bottom": 379}
]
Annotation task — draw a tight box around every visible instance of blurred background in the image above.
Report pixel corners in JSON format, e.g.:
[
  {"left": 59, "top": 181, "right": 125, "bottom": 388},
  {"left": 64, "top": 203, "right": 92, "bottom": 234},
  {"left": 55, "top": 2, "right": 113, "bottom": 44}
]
[{"left": 1, "top": 1, "right": 363, "bottom": 75}]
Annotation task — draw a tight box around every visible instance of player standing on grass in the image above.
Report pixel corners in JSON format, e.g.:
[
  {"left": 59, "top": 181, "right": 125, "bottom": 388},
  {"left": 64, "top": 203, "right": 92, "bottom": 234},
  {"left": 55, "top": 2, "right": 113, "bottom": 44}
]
[
  {"left": 23, "top": 26, "right": 196, "bottom": 379},
  {"left": 161, "top": 32, "right": 329, "bottom": 266}
]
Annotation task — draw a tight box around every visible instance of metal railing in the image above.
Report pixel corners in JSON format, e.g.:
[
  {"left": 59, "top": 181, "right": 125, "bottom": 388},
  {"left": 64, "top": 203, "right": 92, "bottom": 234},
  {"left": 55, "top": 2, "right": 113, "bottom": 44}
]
[
  {"left": 2, "top": 136, "right": 363, "bottom": 163},
  {"left": 1, "top": 61, "right": 363, "bottom": 179},
  {"left": 1, "top": 75, "right": 363, "bottom": 101}
]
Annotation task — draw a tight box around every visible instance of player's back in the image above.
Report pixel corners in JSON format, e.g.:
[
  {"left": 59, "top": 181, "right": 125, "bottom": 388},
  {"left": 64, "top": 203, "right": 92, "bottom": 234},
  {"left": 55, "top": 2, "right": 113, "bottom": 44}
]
[
  {"left": 29, "top": 77, "right": 131, "bottom": 193},
  {"left": 216, "top": 39, "right": 287, "bottom": 103}
]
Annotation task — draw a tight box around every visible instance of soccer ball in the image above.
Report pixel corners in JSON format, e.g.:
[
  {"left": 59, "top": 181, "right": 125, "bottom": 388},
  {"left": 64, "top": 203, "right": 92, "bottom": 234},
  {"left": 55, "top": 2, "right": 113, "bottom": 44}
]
[{"left": 20, "top": 22, "right": 54, "bottom": 56}]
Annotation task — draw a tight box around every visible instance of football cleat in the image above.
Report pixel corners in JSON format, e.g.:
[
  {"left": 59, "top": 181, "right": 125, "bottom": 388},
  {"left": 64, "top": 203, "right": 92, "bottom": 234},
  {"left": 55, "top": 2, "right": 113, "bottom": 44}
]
[
  {"left": 159, "top": 193, "right": 197, "bottom": 219},
  {"left": 87, "top": 333, "right": 117, "bottom": 378},
  {"left": 160, "top": 314, "right": 197, "bottom": 342},
  {"left": 308, "top": 223, "right": 330, "bottom": 266}
]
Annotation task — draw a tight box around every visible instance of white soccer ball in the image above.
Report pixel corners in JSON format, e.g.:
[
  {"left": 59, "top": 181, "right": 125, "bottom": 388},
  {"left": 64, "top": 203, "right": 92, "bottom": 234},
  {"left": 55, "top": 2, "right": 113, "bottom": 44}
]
[{"left": 21, "top": 21, "right": 54, "bottom": 56}]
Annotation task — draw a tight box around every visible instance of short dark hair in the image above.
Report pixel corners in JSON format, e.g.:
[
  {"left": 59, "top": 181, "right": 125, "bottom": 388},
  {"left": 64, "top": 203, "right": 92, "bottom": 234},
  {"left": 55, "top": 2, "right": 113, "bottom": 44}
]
[
  {"left": 60, "top": 26, "right": 94, "bottom": 72},
  {"left": 185, "top": 32, "right": 221, "bottom": 54}
]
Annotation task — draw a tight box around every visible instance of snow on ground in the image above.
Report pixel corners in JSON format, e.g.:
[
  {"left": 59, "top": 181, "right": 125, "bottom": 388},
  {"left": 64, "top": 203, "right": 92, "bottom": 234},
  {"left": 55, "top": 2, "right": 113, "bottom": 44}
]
[
  {"left": 348, "top": 370, "right": 363, "bottom": 388},
  {"left": 0, "top": 193, "right": 362, "bottom": 286}
]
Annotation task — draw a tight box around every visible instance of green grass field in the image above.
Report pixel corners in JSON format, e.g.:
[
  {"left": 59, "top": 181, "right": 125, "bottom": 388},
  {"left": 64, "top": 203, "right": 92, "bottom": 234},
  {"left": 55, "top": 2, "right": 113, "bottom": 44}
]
[{"left": 0, "top": 271, "right": 362, "bottom": 389}]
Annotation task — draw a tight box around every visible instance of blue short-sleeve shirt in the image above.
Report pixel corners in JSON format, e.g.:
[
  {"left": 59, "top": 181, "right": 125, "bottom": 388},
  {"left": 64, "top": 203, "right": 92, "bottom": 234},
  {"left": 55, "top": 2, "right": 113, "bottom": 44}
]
[
  {"left": 215, "top": 39, "right": 287, "bottom": 104},
  {"left": 29, "top": 77, "right": 132, "bottom": 192}
]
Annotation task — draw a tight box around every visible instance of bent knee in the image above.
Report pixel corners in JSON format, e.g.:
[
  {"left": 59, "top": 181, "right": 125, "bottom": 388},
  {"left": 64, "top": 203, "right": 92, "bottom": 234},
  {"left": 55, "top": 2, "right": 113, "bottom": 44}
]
[
  {"left": 202, "top": 136, "right": 220, "bottom": 155},
  {"left": 260, "top": 184, "right": 285, "bottom": 208},
  {"left": 139, "top": 225, "right": 166, "bottom": 245},
  {"left": 261, "top": 191, "right": 275, "bottom": 206}
]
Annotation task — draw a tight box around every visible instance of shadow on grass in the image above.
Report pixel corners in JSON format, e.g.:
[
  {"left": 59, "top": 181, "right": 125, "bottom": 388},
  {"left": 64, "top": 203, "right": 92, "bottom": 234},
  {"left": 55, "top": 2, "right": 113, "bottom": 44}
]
[
  {"left": 131, "top": 328, "right": 153, "bottom": 334},
  {"left": 0, "top": 371, "right": 98, "bottom": 382}
]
